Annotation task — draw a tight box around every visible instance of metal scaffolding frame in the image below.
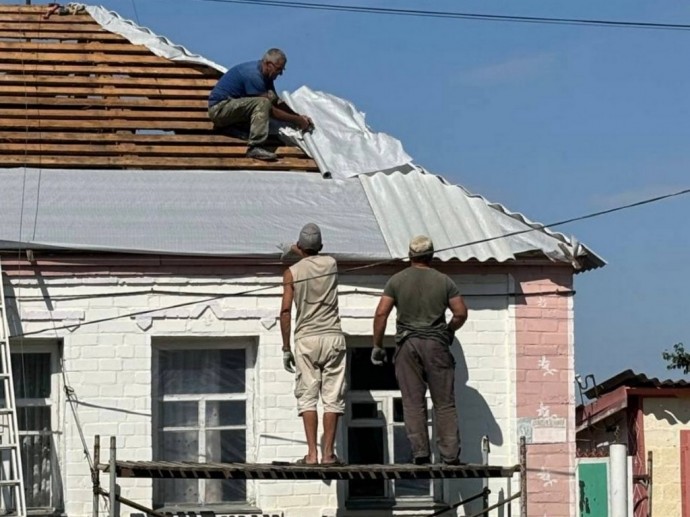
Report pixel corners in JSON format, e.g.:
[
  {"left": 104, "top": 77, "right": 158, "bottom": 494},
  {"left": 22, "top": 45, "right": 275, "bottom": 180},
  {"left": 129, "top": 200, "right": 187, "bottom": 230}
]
[{"left": 92, "top": 435, "right": 528, "bottom": 517}]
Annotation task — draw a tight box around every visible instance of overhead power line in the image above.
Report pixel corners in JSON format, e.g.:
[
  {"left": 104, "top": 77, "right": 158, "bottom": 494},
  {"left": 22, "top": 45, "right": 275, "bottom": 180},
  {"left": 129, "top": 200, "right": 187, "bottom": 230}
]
[
  {"left": 194, "top": 0, "right": 690, "bottom": 31},
  {"left": 14, "top": 186, "right": 690, "bottom": 338}
]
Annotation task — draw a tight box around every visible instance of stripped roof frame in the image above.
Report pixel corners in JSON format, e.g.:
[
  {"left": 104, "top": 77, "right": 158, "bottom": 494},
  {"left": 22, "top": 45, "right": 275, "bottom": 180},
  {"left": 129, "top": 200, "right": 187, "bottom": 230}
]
[{"left": 0, "top": 4, "right": 318, "bottom": 172}]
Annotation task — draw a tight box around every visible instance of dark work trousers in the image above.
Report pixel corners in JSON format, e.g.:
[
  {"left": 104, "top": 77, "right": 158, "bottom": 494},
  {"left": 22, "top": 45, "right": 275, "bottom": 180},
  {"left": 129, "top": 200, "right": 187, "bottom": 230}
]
[{"left": 394, "top": 337, "right": 460, "bottom": 462}]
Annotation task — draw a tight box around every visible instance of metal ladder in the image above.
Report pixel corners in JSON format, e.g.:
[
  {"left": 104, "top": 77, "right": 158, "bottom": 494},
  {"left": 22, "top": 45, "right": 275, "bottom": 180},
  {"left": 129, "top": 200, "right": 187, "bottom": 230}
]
[{"left": 0, "top": 260, "right": 26, "bottom": 516}]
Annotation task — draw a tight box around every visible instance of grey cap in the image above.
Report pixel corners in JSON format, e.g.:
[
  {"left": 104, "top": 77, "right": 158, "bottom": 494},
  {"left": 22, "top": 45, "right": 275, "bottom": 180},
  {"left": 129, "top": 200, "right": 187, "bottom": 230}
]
[
  {"left": 409, "top": 235, "right": 434, "bottom": 255},
  {"left": 297, "top": 223, "right": 323, "bottom": 252}
]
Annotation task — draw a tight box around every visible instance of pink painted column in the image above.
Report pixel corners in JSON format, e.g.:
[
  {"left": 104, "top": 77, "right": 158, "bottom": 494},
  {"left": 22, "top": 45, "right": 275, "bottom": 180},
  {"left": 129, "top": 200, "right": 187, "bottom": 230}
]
[{"left": 514, "top": 266, "right": 575, "bottom": 517}]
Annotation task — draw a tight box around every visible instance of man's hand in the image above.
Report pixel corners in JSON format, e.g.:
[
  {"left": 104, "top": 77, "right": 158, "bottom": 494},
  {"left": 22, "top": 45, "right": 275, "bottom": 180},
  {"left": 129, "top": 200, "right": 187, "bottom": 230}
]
[
  {"left": 371, "top": 347, "right": 387, "bottom": 366},
  {"left": 277, "top": 242, "right": 300, "bottom": 260},
  {"left": 296, "top": 115, "right": 315, "bottom": 132},
  {"left": 283, "top": 350, "right": 296, "bottom": 373}
]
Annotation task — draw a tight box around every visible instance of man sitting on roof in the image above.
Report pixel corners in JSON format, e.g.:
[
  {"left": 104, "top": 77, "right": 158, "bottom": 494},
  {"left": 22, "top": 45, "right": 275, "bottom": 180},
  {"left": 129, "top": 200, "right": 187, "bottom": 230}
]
[{"left": 208, "top": 48, "right": 314, "bottom": 162}]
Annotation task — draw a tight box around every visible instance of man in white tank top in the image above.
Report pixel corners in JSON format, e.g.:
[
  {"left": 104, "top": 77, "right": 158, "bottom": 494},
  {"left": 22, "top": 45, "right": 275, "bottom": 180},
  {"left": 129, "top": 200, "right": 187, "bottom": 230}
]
[{"left": 280, "top": 223, "right": 347, "bottom": 465}]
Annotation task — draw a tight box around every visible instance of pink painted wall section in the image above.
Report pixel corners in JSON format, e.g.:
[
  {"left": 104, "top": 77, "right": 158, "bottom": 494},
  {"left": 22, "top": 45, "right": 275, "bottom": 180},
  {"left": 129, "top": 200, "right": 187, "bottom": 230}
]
[{"left": 513, "top": 267, "right": 575, "bottom": 517}]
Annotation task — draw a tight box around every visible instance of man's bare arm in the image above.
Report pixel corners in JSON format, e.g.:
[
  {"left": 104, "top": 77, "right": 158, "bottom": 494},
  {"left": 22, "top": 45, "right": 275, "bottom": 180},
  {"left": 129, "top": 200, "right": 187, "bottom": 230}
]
[
  {"left": 373, "top": 295, "right": 395, "bottom": 348},
  {"left": 448, "top": 295, "right": 468, "bottom": 331},
  {"left": 271, "top": 106, "right": 314, "bottom": 131},
  {"left": 280, "top": 269, "right": 294, "bottom": 351}
]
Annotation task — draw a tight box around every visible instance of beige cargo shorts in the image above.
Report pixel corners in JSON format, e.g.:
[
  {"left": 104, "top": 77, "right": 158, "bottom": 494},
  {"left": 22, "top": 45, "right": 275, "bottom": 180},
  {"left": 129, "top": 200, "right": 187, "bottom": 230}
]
[{"left": 294, "top": 333, "right": 347, "bottom": 415}]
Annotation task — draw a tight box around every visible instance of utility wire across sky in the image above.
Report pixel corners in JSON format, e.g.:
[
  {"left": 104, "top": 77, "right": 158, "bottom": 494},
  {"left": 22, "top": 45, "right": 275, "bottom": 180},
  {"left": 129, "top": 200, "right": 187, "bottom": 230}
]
[
  {"left": 190, "top": 0, "right": 690, "bottom": 31},
  {"left": 13, "top": 186, "right": 690, "bottom": 338}
]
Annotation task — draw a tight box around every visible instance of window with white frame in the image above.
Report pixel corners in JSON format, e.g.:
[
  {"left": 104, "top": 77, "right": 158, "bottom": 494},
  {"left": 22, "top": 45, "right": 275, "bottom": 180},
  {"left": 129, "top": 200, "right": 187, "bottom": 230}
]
[
  {"left": 5, "top": 342, "right": 62, "bottom": 512},
  {"left": 345, "top": 341, "right": 441, "bottom": 506},
  {"left": 152, "top": 343, "right": 253, "bottom": 509}
]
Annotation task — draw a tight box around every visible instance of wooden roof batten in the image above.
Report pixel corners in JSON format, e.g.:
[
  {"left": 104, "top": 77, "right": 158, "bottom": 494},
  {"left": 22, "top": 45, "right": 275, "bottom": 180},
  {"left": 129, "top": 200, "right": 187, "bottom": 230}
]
[{"left": 0, "top": 4, "right": 319, "bottom": 173}]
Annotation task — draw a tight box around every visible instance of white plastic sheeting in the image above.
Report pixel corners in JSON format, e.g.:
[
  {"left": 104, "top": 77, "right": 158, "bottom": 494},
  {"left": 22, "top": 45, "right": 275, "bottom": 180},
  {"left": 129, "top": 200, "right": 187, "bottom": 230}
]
[
  {"left": 282, "top": 87, "right": 413, "bottom": 179},
  {"left": 359, "top": 168, "right": 605, "bottom": 269},
  {"left": 0, "top": 168, "right": 389, "bottom": 260},
  {"left": 85, "top": 5, "right": 227, "bottom": 72}
]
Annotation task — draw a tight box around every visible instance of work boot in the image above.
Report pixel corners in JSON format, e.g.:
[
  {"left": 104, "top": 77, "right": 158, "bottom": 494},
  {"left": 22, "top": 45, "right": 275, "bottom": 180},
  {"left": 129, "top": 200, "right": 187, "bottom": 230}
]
[{"left": 246, "top": 146, "right": 277, "bottom": 161}]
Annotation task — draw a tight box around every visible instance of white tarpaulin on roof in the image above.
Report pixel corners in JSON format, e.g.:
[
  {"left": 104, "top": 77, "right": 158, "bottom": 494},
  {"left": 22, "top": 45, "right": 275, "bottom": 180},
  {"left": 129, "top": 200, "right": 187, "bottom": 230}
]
[
  {"left": 85, "top": 5, "right": 227, "bottom": 72},
  {"left": 282, "top": 87, "right": 413, "bottom": 179},
  {"left": 0, "top": 168, "right": 389, "bottom": 260}
]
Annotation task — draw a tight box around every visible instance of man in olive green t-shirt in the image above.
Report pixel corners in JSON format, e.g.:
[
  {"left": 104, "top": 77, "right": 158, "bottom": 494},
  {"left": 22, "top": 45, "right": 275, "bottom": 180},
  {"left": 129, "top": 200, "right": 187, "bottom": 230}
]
[{"left": 372, "top": 235, "right": 468, "bottom": 465}]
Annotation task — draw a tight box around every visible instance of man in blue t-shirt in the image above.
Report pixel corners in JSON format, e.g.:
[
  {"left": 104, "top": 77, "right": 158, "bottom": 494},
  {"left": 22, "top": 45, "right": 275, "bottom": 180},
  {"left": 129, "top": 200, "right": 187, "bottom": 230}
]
[{"left": 208, "top": 48, "right": 314, "bottom": 161}]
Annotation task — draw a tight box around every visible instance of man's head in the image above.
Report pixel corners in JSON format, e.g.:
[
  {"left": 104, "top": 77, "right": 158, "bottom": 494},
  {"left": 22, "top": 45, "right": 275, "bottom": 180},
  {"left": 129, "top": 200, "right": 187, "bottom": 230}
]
[
  {"left": 296, "top": 223, "right": 323, "bottom": 256},
  {"left": 408, "top": 235, "right": 434, "bottom": 264},
  {"left": 261, "top": 48, "right": 287, "bottom": 80}
]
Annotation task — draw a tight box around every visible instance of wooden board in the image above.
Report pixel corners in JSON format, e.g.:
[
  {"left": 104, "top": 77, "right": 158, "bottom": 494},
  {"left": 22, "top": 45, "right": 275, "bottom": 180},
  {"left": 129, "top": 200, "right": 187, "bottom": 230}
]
[{"left": 0, "top": 155, "right": 318, "bottom": 171}]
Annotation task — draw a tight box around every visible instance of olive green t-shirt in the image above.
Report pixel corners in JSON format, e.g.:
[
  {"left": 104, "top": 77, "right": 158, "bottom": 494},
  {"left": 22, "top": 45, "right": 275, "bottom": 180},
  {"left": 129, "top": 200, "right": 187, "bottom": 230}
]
[{"left": 383, "top": 267, "right": 461, "bottom": 346}]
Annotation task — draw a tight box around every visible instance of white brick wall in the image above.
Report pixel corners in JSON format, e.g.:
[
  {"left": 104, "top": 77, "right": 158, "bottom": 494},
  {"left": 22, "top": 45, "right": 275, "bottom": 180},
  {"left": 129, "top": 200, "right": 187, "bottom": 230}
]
[{"left": 8, "top": 270, "right": 518, "bottom": 517}]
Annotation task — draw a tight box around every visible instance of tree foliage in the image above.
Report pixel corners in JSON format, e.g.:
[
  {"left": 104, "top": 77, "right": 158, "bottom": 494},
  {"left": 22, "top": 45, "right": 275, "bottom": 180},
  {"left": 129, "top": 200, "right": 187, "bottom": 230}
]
[{"left": 662, "top": 342, "right": 690, "bottom": 374}]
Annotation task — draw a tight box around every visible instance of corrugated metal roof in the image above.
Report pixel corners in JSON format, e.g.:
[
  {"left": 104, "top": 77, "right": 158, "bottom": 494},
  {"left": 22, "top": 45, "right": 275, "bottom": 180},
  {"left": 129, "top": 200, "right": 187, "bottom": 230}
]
[
  {"left": 585, "top": 369, "right": 690, "bottom": 399},
  {"left": 360, "top": 168, "right": 605, "bottom": 270}
]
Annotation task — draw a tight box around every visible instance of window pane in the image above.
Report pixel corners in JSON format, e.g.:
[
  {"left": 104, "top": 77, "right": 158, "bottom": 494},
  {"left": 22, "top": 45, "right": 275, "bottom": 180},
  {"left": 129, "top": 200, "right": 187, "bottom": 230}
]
[
  {"left": 205, "top": 430, "right": 245, "bottom": 463},
  {"left": 20, "top": 434, "right": 52, "bottom": 508},
  {"left": 12, "top": 353, "right": 51, "bottom": 398},
  {"left": 393, "top": 397, "right": 404, "bottom": 423},
  {"left": 348, "top": 427, "right": 385, "bottom": 498},
  {"left": 393, "top": 426, "right": 430, "bottom": 497},
  {"left": 205, "top": 401, "right": 245, "bottom": 427},
  {"left": 159, "top": 349, "right": 245, "bottom": 395},
  {"left": 205, "top": 430, "right": 246, "bottom": 503},
  {"left": 18, "top": 407, "right": 51, "bottom": 432},
  {"left": 351, "top": 402, "right": 378, "bottom": 420},
  {"left": 161, "top": 401, "right": 197, "bottom": 428},
  {"left": 157, "top": 431, "right": 199, "bottom": 504},
  {"left": 349, "top": 348, "right": 397, "bottom": 391}
]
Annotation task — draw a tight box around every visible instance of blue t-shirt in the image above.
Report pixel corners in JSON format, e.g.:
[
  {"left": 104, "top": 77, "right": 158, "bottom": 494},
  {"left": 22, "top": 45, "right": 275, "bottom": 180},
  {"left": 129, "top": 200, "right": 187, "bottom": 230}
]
[{"left": 208, "top": 60, "right": 275, "bottom": 107}]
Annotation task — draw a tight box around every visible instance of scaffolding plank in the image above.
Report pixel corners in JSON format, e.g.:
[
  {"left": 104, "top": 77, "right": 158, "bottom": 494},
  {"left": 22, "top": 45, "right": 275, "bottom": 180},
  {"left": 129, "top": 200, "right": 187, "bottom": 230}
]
[{"left": 99, "top": 461, "right": 519, "bottom": 480}]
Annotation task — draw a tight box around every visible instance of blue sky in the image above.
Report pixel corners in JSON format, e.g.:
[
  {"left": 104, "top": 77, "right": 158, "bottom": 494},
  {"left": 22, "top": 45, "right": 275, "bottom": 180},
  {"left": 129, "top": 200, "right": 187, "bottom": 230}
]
[{"left": 17, "top": 0, "right": 690, "bottom": 383}]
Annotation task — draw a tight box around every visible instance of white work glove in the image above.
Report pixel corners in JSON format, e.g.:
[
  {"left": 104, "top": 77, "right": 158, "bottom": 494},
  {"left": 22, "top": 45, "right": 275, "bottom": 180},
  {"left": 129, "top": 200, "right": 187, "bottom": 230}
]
[
  {"left": 277, "top": 242, "right": 299, "bottom": 261},
  {"left": 283, "top": 350, "right": 295, "bottom": 373},
  {"left": 371, "top": 347, "right": 387, "bottom": 366}
]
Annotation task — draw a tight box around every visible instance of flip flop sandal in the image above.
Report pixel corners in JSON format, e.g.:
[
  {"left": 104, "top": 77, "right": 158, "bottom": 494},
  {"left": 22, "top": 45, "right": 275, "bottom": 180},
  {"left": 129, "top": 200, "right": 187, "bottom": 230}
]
[
  {"left": 295, "top": 456, "right": 318, "bottom": 465},
  {"left": 321, "top": 455, "right": 345, "bottom": 466}
]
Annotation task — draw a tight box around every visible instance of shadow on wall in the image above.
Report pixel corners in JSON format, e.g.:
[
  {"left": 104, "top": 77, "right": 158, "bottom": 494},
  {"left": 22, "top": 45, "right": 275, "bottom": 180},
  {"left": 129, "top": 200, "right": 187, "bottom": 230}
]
[
  {"left": 645, "top": 397, "right": 690, "bottom": 426},
  {"left": 449, "top": 338, "right": 503, "bottom": 516}
]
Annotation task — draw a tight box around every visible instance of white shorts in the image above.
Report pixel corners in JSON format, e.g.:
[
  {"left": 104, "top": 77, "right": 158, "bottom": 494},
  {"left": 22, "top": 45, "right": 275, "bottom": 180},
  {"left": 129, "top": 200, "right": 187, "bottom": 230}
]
[{"left": 294, "top": 333, "right": 347, "bottom": 414}]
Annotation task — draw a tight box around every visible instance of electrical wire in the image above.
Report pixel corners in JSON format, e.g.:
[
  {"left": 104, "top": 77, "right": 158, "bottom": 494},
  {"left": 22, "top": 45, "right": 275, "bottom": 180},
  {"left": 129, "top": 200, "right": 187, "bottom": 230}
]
[
  {"left": 191, "top": 0, "right": 690, "bottom": 32},
  {"left": 13, "top": 185, "right": 690, "bottom": 338},
  {"left": 6, "top": 288, "right": 573, "bottom": 302}
]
